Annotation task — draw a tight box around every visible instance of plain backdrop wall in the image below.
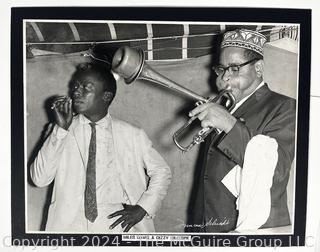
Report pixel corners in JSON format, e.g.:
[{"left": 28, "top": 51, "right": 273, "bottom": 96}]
[{"left": 26, "top": 43, "right": 297, "bottom": 232}]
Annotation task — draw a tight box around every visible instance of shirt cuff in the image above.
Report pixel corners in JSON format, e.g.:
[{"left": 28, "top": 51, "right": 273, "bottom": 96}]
[{"left": 137, "top": 201, "right": 156, "bottom": 219}]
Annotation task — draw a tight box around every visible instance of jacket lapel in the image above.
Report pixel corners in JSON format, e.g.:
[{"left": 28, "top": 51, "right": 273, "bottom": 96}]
[
  {"left": 70, "top": 115, "right": 87, "bottom": 172},
  {"left": 110, "top": 117, "right": 129, "bottom": 196},
  {"left": 110, "top": 117, "right": 121, "bottom": 171},
  {"left": 233, "top": 84, "right": 270, "bottom": 119}
]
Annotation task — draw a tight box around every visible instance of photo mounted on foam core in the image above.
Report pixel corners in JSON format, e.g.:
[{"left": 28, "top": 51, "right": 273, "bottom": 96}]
[{"left": 11, "top": 7, "right": 311, "bottom": 247}]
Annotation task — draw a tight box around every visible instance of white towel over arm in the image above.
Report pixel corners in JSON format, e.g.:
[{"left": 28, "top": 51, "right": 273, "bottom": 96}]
[{"left": 221, "top": 134, "right": 279, "bottom": 231}]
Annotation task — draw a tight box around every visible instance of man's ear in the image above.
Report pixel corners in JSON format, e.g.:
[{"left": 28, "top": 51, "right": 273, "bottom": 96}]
[
  {"left": 103, "top": 91, "right": 114, "bottom": 103},
  {"left": 255, "top": 60, "right": 264, "bottom": 78}
]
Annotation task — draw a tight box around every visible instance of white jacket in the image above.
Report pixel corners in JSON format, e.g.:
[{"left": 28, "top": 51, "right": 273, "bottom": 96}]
[{"left": 30, "top": 115, "right": 171, "bottom": 232}]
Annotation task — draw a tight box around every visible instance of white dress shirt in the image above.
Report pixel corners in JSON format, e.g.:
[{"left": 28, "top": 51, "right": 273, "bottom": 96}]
[{"left": 52, "top": 114, "right": 129, "bottom": 232}]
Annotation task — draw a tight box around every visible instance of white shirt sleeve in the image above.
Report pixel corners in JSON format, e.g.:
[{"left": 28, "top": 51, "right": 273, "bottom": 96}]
[{"left": 30, "top": 124, "right": 69, "bottom": 187}]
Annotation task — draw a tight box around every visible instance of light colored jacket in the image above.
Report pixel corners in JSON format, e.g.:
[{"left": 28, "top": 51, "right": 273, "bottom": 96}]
[{"left": 30, "top": 115, "right": 171, "bottom": 232}]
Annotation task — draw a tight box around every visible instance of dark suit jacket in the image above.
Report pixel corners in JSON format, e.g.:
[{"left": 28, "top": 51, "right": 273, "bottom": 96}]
[{"left": 192, "top": 84, "right": 296, "bottom": 232}]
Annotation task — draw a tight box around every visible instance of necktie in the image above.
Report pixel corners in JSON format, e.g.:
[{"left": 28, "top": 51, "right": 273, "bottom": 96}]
[{"left": 84, "top": 122, "right": 98, "bottom": 222}]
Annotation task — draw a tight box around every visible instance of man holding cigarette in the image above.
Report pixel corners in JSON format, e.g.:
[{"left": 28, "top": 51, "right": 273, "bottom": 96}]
[{"left": 30, "top": 62, "right": 171, "bottom": 233}]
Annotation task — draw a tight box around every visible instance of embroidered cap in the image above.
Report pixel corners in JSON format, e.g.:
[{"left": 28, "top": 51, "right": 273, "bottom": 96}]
[{"left": 221, "top": 29, "right": 267, "bottom": 56}]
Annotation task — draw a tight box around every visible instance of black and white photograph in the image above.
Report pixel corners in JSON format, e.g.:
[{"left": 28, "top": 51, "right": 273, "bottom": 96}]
[{"left": 9, "top": 6, "right": 312, "bottom": 248}]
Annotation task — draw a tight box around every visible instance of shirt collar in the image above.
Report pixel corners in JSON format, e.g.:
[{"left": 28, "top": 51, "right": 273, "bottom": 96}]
[
  {"left": 79, "top": 113, "right": 112, "bottom": 129},
  {"left": 231, "top": 81, "right": 265, "bottom": 114}
]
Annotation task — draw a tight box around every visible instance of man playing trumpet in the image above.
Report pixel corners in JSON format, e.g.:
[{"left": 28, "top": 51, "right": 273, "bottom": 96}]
[{"left": 188, "top": 29, "right": 296, "bottom": 232}]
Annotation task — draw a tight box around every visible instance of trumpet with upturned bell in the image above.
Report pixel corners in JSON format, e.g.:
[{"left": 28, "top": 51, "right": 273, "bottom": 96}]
[{"left": 111, "top": 46, "right": 236, "bottom": 152}]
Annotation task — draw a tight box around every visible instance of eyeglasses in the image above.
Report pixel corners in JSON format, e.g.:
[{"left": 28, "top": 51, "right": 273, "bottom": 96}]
[{"left": 213, "top": 58, "right": 260, "bottom": 76}]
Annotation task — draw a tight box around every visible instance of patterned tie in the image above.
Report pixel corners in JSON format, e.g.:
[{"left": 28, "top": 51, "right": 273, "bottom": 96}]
[{"left": 84, "top": 122, "right": 98, "bottom": 222}]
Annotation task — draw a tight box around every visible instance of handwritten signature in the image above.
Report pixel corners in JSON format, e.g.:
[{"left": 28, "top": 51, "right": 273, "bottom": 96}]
[{"left": 175, "top": 217, "right": 230, "bottom": 229}]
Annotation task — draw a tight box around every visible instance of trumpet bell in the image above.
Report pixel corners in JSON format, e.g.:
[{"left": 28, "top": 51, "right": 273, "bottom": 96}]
[
  {"left": 112, "top": 46, "right": 145, "bottom": 84},
  {"left": 112, "top": 46, "right": 207, "bottom": 102}
]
